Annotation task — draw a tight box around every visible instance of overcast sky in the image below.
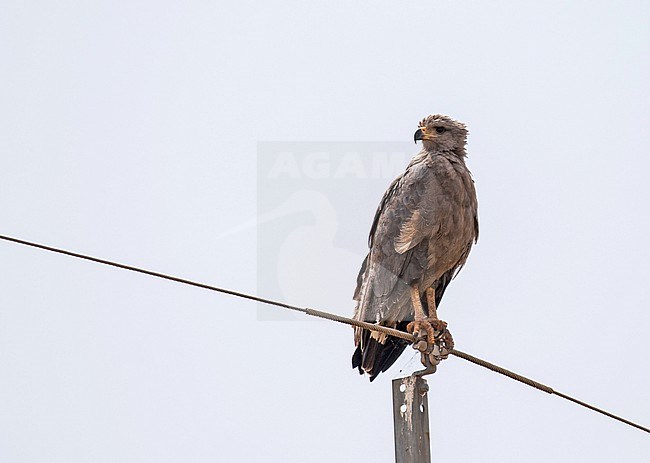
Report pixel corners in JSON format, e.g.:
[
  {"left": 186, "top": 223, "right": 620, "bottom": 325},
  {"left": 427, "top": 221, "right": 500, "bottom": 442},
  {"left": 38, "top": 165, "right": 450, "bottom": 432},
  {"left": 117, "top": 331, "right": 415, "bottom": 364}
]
[{"left": 1, "top": 1, "right": 649, "bottom": 462}]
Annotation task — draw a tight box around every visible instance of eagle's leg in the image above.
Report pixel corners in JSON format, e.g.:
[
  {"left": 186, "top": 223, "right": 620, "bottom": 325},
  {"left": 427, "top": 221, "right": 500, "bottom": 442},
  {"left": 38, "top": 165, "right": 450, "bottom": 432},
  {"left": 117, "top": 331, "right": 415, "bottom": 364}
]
[
  {"left": 425, "top": 287, "right": 439, "bottom": 319},
  {"left": 410, "top": 286, "right": 439, "bottom": 376},
  {"left": 425, "top": 288, "right": 454, "bottom": 359},
  {"left": 406, "top": 285, "right": 436, "bottom": 353},
  {"left": 408, "top": 287, "right": 455, "bottom": 376},
  {"left": 425, "top": 287, "right": 455, "bottom": 356},
  {"left": 425, "top": 288, "right": 451, "bottom": 338}
]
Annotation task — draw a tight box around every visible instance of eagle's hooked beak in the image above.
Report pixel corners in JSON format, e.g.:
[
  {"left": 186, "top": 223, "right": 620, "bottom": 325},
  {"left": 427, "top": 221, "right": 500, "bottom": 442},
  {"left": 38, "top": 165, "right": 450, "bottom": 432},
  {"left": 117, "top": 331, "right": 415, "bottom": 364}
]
[{"left": 414, "top": 127, "right": 424, "bottom": 144}]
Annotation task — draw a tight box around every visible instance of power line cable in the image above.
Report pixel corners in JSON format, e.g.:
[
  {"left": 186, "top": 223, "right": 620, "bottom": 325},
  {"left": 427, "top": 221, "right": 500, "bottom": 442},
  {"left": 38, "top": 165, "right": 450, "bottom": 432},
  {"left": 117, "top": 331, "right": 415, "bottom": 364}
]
[{"left": 0, "top": 233, "right": 648, "bottom": 434}]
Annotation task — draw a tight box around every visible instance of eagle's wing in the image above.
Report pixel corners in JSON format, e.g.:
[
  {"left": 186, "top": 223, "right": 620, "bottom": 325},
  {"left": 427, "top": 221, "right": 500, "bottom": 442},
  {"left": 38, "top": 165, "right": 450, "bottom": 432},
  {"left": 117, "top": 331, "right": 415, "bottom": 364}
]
[{"left": 353, "top": 155, "right": 442, "bottom": 332}]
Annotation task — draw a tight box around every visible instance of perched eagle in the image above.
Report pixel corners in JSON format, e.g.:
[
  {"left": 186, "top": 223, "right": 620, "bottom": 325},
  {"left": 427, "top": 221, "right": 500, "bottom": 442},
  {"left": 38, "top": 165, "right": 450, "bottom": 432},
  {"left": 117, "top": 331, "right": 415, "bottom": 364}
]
[{"left": 352, "top": 115, "right": 478, "bottom": 381}]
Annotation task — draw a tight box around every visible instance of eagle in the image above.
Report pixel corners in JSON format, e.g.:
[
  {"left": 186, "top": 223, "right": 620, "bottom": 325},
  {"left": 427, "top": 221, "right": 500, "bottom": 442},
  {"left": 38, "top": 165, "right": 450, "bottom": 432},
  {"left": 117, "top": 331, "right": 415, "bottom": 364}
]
[{"left": 352, "top": 114, "right": 478, "bottom": 381}]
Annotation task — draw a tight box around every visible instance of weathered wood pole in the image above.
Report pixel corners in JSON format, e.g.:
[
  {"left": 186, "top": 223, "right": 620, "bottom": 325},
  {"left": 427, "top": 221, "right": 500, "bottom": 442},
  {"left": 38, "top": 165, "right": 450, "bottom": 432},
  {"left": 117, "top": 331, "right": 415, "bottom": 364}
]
[{"left": 392, "top": 375, "right": 431, "bottom": 463}]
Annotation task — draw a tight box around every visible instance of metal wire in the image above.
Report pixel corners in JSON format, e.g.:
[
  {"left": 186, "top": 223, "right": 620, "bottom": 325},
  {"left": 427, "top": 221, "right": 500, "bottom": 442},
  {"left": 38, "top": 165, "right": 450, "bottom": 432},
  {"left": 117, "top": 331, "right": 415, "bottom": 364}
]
[
  {"left": 1, "top": 233, "right": 648, "bottom": 434},
  {"left": 450, "top": 349, "right": 554, "bottom": 394},
  {"left": 449, "top": 350, "right": 650, "bottom": 433},
  {"left": 0, "top": 234, "right": 307, "bottom": 312},
  {"left": 305, "top": 307, "right": 416, "bottom": 342}
]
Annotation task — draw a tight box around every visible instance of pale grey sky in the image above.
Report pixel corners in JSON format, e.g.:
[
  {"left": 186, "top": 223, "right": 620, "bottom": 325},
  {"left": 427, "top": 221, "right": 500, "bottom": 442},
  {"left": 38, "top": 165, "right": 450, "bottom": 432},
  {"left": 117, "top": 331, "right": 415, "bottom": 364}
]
[{"left": 1, "top": 1, "right": 649, "bottom": 462}]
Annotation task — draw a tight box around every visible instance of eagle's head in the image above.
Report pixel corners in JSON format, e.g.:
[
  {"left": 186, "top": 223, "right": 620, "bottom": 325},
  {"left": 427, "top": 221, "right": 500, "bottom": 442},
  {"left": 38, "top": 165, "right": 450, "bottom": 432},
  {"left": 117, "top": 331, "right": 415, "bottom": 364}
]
[{"left": 414, "top": 114, "right": 468, "bottom": 156}]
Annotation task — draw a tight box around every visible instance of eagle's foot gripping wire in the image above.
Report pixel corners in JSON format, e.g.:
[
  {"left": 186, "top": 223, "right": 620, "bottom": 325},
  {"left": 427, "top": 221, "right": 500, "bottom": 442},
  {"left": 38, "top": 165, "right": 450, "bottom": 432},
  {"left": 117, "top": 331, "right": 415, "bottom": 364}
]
[{"left": 408, "top": 319, "right": 455, "bottom": 376}]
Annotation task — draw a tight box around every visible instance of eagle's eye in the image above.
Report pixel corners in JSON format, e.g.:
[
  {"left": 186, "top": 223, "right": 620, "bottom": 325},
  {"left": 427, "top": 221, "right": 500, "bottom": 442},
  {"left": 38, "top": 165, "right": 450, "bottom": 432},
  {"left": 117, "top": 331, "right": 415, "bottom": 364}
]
[{"left": 435, "top": 126, "right": 446, "bottom": 134}]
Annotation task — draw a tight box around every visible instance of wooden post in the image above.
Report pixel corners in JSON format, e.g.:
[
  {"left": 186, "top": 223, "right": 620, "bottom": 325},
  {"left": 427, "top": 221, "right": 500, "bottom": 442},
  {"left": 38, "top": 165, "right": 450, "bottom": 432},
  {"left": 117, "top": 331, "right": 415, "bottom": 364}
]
[{"left": 392, "top": 375, "right": 431, "bottom": 463}]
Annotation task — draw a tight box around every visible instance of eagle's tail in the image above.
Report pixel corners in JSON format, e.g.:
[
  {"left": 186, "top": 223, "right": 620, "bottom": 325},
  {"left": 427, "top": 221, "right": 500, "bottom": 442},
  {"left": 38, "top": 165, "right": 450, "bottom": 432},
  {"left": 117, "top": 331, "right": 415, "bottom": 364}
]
[{"left": 352, "top": 321, "right": 410, "bottom": 382}]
